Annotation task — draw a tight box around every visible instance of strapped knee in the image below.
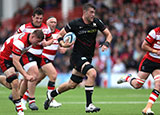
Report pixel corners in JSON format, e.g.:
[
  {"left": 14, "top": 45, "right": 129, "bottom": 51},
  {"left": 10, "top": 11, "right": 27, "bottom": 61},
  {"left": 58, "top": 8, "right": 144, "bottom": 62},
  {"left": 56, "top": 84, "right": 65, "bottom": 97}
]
[
  {"left": 70, "top": 74, "right": 83, "bottom": 84},
  {"left": 6, "top": 74, "right": 18, "bottom": 83},
  {"left": 154, "top": 75, "right": 160, "bottom": 81},
  {"left": 81, "top": 64, "right": 94, "bottom": 75},
  {"left": 136, "top": 77, "right": 145, "bottom": 86}
]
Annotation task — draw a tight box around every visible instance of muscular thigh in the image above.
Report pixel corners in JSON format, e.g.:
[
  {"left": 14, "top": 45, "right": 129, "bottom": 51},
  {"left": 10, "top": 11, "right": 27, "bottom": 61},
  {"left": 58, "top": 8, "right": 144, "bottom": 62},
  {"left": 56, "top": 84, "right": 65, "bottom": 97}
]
[
  {"left": 4, "top": 67, "right": 16, "bottom": 77},
  {"left": 41, "top": 62, "right": 57, "bottom": 76},
  {"left": 137, "top": 71, "right": 150, "bottom": 80}
]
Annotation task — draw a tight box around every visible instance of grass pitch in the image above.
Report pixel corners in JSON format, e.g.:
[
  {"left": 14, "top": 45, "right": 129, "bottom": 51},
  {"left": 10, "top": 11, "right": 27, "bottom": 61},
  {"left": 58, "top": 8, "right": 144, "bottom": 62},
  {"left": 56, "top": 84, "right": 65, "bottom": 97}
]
[{"left": 0, "top": 87, "right": 159, "bottom": 115}]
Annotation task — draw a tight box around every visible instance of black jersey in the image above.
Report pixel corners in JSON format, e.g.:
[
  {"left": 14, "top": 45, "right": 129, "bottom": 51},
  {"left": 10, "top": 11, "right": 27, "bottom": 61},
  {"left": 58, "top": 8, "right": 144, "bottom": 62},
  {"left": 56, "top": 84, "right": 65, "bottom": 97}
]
[{"left": 65, "top": 18, "right": 106, "bottom": 58}]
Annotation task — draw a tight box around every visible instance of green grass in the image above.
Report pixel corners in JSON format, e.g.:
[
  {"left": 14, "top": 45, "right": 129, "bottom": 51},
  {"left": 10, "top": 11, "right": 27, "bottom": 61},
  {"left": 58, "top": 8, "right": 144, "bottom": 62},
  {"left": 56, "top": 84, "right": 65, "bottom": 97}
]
[{"left": 0, "top": 87, "right": 159, "bottom": 115}]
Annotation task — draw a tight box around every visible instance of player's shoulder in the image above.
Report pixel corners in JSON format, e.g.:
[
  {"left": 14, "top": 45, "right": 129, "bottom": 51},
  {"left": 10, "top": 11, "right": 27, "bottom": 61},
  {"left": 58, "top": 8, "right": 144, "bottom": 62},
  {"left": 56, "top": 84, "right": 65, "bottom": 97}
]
[
  {"left": 24, "top": 22, "right": 33, "bottom": 28},
  {"left": 41, "top": 23, "right": 48, "bottom": 28},
  {"left": 153, "top": 27, "right": 160, "bottom": 33},
  {"left": 93, "top": 18, "right": 103, "bottom": 24},
  {"left": 54, "top": 28, "right": 60, "bottom": 33}
]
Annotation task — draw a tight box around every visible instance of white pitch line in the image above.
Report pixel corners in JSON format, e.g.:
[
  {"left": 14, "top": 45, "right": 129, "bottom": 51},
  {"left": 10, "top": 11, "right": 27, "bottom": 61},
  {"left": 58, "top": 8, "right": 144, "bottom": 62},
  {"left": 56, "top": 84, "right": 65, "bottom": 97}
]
[{"left": 60, "top": 101, "right": 160, "bottom": 104}]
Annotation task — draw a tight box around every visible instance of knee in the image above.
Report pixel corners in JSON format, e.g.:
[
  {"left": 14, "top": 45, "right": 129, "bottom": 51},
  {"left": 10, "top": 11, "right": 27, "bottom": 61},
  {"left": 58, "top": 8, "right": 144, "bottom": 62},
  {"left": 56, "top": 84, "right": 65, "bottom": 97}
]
[
  {"left": 131, "top": 78, "right": 145, "bottom": 89},
  {"left": 87, "top": 69, "right": 97, "bottom": 79}
]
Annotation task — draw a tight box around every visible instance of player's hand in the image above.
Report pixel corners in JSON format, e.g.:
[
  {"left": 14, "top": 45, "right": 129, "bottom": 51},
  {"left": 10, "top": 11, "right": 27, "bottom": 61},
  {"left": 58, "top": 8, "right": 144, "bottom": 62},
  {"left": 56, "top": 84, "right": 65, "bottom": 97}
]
[
  {"left": 101, "top": 45, "right": 109, "bottom": 52},
  {"left": 25, "top": 74, "right": 36, "bottom": 82},
  {"left": 41, "top": 39, "right": 48, "bottom": 47},
  {"left": 60, "top": 38, "right": 74, "bottom": 48}
]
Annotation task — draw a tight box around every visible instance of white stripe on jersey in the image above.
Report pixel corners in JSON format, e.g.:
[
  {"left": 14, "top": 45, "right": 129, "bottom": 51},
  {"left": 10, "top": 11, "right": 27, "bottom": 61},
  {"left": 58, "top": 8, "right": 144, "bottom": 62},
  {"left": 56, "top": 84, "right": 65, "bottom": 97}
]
[
  {"left": 153, "top": 44, "right": 160, "bottom": 49},
  {"left": 42, "top": 53, "right": 56, "bottom": 61},
  {"left": 13, "top": 40, "right": 24, "bottom": 51},
  {"left": 149, "top": 52, "right": 160, "bottom": 59},
  {"left": 43, "top": 44, "right": 59, "bottom": 50},
  {"left": 28, "top": 48, "right": 43, "bottom": 55}
]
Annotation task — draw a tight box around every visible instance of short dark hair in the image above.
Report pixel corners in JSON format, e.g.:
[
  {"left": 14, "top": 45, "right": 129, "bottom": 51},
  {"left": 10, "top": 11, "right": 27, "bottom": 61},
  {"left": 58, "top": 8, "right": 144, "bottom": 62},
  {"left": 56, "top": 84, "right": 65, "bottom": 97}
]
[
  {"left": 32, "top": 7, "right": 44, "bottom": 16},
  {"left": 83, "top": 3, "right": 96, "bottom": 11},
  {"left": 32, "top": 30, "right": 44, "bottom": 40}
]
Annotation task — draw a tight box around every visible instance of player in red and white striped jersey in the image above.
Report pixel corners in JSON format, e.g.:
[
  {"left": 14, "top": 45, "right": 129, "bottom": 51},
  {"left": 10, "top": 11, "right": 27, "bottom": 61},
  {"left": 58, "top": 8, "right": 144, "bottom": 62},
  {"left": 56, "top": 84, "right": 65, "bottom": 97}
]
[
  {"left": 17, "top": 8, "right": 56, "bottom": 111},
  {"left": 39, "top": 16, "right": 67, "bottom": 107},
  {"left": 117, "top": 27, "right": 160, "bottom": 114},
  {"left": 0, "top": 30, "right": 44, "bottom": 115}
]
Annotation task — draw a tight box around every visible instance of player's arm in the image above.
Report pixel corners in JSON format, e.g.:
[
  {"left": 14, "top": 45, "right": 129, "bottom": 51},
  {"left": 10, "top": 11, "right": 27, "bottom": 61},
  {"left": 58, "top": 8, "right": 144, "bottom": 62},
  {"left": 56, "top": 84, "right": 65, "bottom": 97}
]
[
  {"left": 57, "top": 28, "right": 74, "bottom": 48},
  {"left": 41, "top": 36, "right": 54, "bottom": 47},
  {"left": 141, "top": 40, "right": 160, "bottom": 55},
  {"left": 12, "top": 53, "right": 34, "bottom": 81},
  {"left": 142, "top": 29, "right": 160, "bottom": 55},
  {"left": 101, "top": 28, "right": 112, "bottom": 52}
]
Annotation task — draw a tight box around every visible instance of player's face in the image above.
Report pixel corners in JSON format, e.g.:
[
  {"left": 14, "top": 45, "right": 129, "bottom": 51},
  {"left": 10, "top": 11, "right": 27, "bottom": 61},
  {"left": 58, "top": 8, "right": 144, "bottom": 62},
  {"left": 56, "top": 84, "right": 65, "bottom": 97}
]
[
  {"left": 85, "top": 7, "right": 95, "bottom": 23},
  {"left": 32, "top": 14, "right": 43, "bottom": 27},
  {"left": 47, "top": 18, "right": 57, "bottom": 31},
  {"left": 30, "top": 34, "right": 42, "bottom": 46}
]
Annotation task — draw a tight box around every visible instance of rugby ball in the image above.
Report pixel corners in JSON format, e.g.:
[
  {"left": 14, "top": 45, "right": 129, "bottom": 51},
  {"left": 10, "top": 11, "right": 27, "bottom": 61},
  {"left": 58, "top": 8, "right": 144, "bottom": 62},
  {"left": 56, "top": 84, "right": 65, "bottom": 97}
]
[{"left": 63, "top": 32, "right": 76, "bottom": 43}]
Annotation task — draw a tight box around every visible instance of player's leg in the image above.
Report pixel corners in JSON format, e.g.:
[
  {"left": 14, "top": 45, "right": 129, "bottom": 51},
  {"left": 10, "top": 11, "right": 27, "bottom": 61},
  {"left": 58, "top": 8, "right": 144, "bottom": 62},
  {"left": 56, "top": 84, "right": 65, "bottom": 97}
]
[
  {"left": 0, "top": 74, "right": 12, "bottom": 89},
  {"left": 26, "top": 64, "right": 39, "bottom": 110},
  {"left": 117, "top": 58, "right": 152, "bottom": 89},
  {"left": 20, "top": 53, "right": 40, "bottom": 110},
  {"left": 142, "top": 69, "right": 160, "bottom": 115},
  {"left": 5, "top": 67, "right": 23, "bottom": 114},
  {"left": 81, "top": 62, "right": 100, "bottom": 113},
  {"left": 41, "top": 62, "right": 62, "bottom": 108},
  {"left": 19, "top": 78, "right": 28, "bottom": 110},
  {"left": 44, "top": 68, "right": 84, "bottom": 110}
]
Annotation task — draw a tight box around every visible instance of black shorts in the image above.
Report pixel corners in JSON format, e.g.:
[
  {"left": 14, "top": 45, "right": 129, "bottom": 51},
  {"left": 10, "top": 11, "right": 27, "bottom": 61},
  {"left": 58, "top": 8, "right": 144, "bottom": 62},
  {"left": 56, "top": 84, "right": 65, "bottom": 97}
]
[
  {"left": 20, "top": 52, "right": 42, "bottom": 68},
  {"left": 0, "top": 59, "right": 17, "bottom": 72},
  {"left": 70, "top": 54, "right": 92, "bottom": 72},
  {"left": 139, "top": 58, "right": 160, "bottom": 73},
  {"left": 41, "top": 57, "right": 52, "bottom": 66}
]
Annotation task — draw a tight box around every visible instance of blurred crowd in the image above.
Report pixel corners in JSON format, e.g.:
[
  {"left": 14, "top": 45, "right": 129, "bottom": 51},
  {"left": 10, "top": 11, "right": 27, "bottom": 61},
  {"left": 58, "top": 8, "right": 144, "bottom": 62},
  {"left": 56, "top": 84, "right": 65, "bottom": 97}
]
[{"left": 0, "top": 0, "right": 160, "bottom": 75}]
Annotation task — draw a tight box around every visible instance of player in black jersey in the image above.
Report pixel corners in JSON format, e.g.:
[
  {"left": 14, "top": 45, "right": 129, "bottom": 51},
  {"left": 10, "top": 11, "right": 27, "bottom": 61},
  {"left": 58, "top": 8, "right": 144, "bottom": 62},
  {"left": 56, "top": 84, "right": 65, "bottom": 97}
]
[{"left": 44, "top": 3, "right": 112, "bottom": 113}]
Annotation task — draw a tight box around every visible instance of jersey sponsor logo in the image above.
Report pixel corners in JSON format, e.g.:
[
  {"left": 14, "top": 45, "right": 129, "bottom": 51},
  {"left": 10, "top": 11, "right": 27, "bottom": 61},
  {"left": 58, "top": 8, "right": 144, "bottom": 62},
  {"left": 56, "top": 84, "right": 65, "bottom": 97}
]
[{"left": 78, "top": 29, "right": 97, "bottom": 35}]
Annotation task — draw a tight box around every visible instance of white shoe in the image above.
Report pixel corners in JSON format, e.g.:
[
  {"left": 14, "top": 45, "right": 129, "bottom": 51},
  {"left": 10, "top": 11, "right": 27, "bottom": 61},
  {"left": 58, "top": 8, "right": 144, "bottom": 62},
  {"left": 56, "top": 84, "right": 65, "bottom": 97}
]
[
  {"left": 142, "top": 108, "right": 154, "bottom": 115},
  {"left": 117, "top": 74, "right": 132, "bottom": 84},
  {"left": 85, "top": 103, "right": 100, "bottom": 113},
  {"left": 50, "top": 100, "right": 62, "bottom": 108},
  {"left": 21, "top": 99, "right": 27, "bottom": 110},
  {"left": 17, "top": 111, "right": 24, "bottom": 115}
]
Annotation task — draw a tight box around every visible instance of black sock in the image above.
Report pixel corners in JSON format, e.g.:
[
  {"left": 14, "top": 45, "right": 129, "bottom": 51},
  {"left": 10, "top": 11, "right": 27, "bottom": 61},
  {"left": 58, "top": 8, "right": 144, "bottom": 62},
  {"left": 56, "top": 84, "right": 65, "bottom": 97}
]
[
  {"left": 13, "top": 98, "right": 21, "bottom": 104},
  {"left": 51, "top": 90, "right": 58, "bottom": 97},
  {"left": 85, "top": 86, "right": 94, "bottom": 107},
  {"left": 48, "top": 81, "right": 55, "bottom": 90}
]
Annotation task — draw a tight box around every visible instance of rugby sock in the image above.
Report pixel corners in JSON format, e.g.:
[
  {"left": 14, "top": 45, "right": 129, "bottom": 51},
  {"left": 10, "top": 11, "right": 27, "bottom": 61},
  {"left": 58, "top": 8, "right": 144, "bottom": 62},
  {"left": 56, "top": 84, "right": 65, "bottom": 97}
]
[
  {"left": 48, "top": 81, "right": 55, "bottom": 92},
  {"left": 148, "top": 89, "right": 159, "bottom": 104},
  {"left": 22, "top": 90, "right": 29, "bottom": 101},
  {"left": 85, "top": 86, "right": 94, "bottom": 107},
  {"left": 28, "top": 97, "right": 35, "bottom": 104},
  {"left": 13, "top": 98, "right": 23, "bottom": 112},
  {"left": 51, "top": 88, "right": 59, "bottom": 97}
]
